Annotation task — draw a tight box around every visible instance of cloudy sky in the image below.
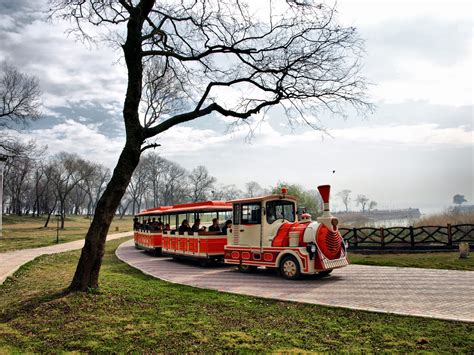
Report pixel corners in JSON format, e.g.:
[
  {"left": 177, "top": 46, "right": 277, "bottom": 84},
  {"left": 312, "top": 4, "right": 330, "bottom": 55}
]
[{"left": 1, "top": 0, "right": 472, "bottom": 213}]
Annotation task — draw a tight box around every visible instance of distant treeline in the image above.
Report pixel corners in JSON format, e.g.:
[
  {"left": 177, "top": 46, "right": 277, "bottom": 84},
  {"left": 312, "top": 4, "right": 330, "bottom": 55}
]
[
  {"left": 2, "top": 143, "right": 322, "bottom": 228},
  {"left": 334, "top": 208, "right": 421, "bottom": 221}
]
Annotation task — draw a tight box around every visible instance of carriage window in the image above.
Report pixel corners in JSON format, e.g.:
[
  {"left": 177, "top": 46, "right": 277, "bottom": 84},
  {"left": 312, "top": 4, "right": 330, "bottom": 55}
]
[
  {"left": 241, "top": 203, "right": 261, "bottom": 224},
  {"left": 266, "top": 201, "right": 296, "bottom": 224}
]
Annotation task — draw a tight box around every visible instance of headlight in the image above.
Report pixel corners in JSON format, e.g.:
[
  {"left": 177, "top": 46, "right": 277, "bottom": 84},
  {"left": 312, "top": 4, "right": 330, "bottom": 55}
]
[{"left": 306, "top": 243, "right": 317, "bottom": 259}]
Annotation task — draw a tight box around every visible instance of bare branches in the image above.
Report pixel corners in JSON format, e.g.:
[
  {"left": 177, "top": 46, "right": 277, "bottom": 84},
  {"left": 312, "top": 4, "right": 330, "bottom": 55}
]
[
  {"left": 50, "top": 0, "right": 372, "bottom": 153},
  {"left": 140, "top": 143, "right": 161, "bottom": 152},
  {"left": 138, "top": 1, "right": 370, "bottom": 135},
  {"left": 0, "top": 62, "right": 41, "bottom": 130},
  {"left": 49, "top": 0, "right": 130, "bottom": 43}
]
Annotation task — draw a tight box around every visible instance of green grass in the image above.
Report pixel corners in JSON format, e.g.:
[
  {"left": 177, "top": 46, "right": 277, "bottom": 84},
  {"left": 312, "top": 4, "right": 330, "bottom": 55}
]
[
  {"left": 350, "top": 251, "right": 474, "bottom": 271},
  {"left": 0, "top": 215, "right": 133, "bottom": 252},
  {"left": 0, "top": 238, "right": 473, "bottom": 353}
]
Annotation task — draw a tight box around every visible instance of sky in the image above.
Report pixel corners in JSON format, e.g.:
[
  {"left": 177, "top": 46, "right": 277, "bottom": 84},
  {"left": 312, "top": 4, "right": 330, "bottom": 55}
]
[{"left": 0, "top": 0, "right": 472, "bottom": 213}]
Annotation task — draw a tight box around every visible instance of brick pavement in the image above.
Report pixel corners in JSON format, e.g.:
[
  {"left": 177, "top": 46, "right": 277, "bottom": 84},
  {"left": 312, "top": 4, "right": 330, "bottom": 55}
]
[
  {"left": 0, "top": 231, "right": 133, "bottom": 285},
  {"left": 116, "top": 239, "right": 474, "bottom": 322}
]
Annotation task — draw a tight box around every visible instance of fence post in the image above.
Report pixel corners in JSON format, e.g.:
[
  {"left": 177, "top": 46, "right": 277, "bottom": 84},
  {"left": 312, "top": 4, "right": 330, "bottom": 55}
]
[
  {"left": 353, "top": 228, "right": 358, "bottom": 248},
  {"left": 447, "top": 223, "right": 452, "bottom": 247},
  {"left": 409, "top": 226, "right": 415, "bottom": 248},
  {"left": 380, "top": 227, "right": 385, "bottom": 248}
]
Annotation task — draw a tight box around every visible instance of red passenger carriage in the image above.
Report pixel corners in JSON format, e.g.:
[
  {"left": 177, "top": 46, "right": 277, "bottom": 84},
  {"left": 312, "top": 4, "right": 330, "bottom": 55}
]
[{"left": 134, "top": 201, "right": 232, "bottom": 262}]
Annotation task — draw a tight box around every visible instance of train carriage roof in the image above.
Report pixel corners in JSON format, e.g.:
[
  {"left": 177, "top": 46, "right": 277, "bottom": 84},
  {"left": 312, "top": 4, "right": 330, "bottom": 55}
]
[
  {"left": 226, "top": 194, "right": 298, "bottom": 204},
  {"left": 136, "top": 201, "right": 232, "bottom": 216}
]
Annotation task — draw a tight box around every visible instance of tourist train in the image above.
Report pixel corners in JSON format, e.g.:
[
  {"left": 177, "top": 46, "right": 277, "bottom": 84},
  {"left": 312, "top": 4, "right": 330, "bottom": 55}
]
[{"left": 134, "top": 185, "right": 349, "bottom": 279}]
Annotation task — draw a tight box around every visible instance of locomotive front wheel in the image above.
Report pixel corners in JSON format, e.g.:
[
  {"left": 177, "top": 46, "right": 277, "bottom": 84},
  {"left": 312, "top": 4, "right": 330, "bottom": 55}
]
[
  {"left": 280, "top": 255, "right": 301, "bottom": 280},
  {"left": 238, "top": 264, "right": 257, "bottom": 273}
]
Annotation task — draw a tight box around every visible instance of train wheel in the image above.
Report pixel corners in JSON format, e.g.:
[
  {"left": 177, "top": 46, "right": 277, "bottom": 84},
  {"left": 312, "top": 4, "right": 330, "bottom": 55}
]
[
  {"left": 238, "top": 264, "right": 257, "bottom": 273},
  {"left": 153, "top": 248, "right": 162, "bottom": 257},
  {"left": 318, "top": 269, "right": 333, "bottom": 277},
  {"left": 280, "top": 255, "right": 301, "bottom": 280}
]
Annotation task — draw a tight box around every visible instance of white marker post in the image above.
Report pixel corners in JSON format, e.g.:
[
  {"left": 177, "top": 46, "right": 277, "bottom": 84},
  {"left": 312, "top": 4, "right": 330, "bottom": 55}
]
[{"left": 0, "top": 155, "right": 7, "bottom": 239}]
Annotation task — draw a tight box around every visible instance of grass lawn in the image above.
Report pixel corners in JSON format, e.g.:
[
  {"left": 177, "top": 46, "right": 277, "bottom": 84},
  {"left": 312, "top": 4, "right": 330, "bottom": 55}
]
[
  {"left": 349, "top": 251, "right": 474, "bottom": 271},
  {"left": 0, "top": 215, "right": 133, "bottom": 252},
  {"left": 0, "top": 238, "right": 472, "bottom": 353}
]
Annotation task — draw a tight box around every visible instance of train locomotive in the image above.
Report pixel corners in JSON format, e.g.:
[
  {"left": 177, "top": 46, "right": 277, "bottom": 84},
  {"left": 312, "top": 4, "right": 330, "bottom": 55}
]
[{"left": 134, "top": 184, "right": 349, "bottom": 279}]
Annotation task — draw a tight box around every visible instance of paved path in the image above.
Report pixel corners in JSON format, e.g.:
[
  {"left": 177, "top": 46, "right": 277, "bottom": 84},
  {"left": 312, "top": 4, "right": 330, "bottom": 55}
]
[
  {"left": 0, "top": 231, "right": 133, "bottom": 285},
  {"left": 116, "top": 239, "right": 474, "bottom": 322}
]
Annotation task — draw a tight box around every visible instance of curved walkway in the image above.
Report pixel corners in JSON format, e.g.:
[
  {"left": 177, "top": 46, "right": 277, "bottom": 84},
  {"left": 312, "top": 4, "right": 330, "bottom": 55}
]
[
  {"left": 0, "top": 231, "right": 133, "bottom": 285},
  {"left": 117, "top": 239, "right": 474, "bottom": 322}
]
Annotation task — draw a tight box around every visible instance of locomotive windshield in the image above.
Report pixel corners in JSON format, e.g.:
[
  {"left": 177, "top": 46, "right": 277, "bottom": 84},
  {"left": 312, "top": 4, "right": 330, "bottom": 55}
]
[{"left": 266, "top": 200, "right": 296, "bottom": 224}]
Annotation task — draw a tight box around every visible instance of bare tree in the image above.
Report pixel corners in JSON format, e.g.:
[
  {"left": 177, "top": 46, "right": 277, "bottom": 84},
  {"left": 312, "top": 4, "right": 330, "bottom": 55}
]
[
  {"left": 127, "top": 159, "right": 149, "bottom": 214},
  {"left": 2, "top": 140, "right": 44, "bottom": 215},
  {"left": 50, "top": 0, "right": 370, "bottom": 291},
  {"left": 117, "top": 192, "right": 133, "bottom": 219},
  {"left": 355, "top": 194, "right": 369, "bottom": 213},
  {"left": 245, "top": 181, "right": 264, "bottom": 198},
  {"left": 337, "top": 189, "right": 351, "bottom": 212},
  {"left": 3, "top": 154, "right": 34, "bottom": 215},
  {"left": 212, "top": 184, "right": 243, "bottom": 201},
  {"left": 49, "top": 153, "right": 95, "bottom": 229},
  {"left": 160, "top": 161, "right": 189, "bottom": 206},
  {"left": 0, "top": 61, "right": 41, "bottom": 130},
  {"left": 189, "top": 165, "right": 216, "bottom": 202},
  {"left": 142, "top": 152, "right": 167, "bottom": 207},
  {"left": 82, "top": 163, "right": 111, "bottom": 216}
]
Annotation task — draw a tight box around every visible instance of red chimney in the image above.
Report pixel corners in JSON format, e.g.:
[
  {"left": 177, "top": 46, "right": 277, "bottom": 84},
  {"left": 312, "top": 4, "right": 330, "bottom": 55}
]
[{"left": 317, "top": 185, "right": 331, "bottom": 215}]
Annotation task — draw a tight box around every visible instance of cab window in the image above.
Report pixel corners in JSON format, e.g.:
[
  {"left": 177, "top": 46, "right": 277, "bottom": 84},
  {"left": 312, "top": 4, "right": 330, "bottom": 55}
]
[
  {"left": 266, "top": 200, "right": 296, "bottom": 224},
  {"left": 241, "top": 203, "right": 261, "bottom": 224}
]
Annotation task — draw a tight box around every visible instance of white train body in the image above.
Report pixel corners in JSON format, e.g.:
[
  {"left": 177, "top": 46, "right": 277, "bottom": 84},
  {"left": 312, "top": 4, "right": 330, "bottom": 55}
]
[{"left": 224, "top": 185, "right": 349, "bottom": 279}]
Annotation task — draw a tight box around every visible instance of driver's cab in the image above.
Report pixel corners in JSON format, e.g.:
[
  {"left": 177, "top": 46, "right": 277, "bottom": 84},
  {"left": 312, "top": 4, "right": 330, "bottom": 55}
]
[{"left": 228, "top": 194, "right": 298, "bottom": 250}]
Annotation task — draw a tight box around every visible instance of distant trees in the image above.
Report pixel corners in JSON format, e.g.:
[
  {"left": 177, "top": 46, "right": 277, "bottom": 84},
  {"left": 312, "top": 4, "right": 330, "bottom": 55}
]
[
  {"left": 2, "top": 151, "right": 113, "bottom": 229},
  {"left": 368, "top": 200, "right": 377, "bottom": 212},
  {"left": 272, "top": 182, "right": 321, "bottom": 217},
  {"left": 337, "top": 190, "right": 352, "bottom": 212},
  {"left": 337, "top": 189, "right": 378, "bottom": 213},
  {"left": 245, "top": 181, "right": 265, "bottom": 198},
  {"left": 189, "top": 166, "right": 216, "bottom": 202},
  {"left": 453, "top": 194, "right": 467, "bottom": 205},
  {"left": 355, "top": 194, "right": 370, "bottom": 212},
  {"left": 212, "top": 185, "right": 243, "bottom": 201}
]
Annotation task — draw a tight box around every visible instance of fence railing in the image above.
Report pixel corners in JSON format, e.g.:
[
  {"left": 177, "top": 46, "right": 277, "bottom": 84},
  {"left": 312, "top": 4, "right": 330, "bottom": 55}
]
[{"left": 339, "top": 224, "right": 474, "bottom": 250}]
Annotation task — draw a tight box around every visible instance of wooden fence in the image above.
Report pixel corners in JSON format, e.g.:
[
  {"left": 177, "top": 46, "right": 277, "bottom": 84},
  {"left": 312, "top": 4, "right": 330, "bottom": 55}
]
[{"left": 339, "top": 224, "right": 474, "bottom": 250}]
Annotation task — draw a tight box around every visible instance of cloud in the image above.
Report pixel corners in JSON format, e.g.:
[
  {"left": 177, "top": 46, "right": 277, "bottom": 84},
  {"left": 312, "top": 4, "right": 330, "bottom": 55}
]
[
  {"left": 18, "top": 120, "right": 125, "bottom": 167},
  {"left": 0, "top": 1, "right": 126, "bottom": 112},
  {"left": 358, "top": 16, "right": 473, "bottom": 106},
  {"left": 157, "top": 119, "right": 473, "bottom": 158},
  {"left": 331, "top": 124, "right": 473, "bottom": 147}
]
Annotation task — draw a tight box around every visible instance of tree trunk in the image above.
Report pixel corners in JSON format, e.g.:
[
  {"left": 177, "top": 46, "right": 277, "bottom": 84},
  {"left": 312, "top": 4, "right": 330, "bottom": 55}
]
[
  {"left": 68, "top": 3, "right": 149, "bottom": 291},
  {"left": 68, "top": 140, "right": 141, "bottom": 291},
  {"left": 44, "top": 201, "right": 57, "bottom": 228}
]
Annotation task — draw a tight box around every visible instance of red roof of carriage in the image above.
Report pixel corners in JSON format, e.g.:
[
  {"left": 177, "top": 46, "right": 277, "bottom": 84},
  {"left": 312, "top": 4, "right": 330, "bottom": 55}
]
[{"left": 137, "top": 201, "right": 232, "bottom": 216}]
